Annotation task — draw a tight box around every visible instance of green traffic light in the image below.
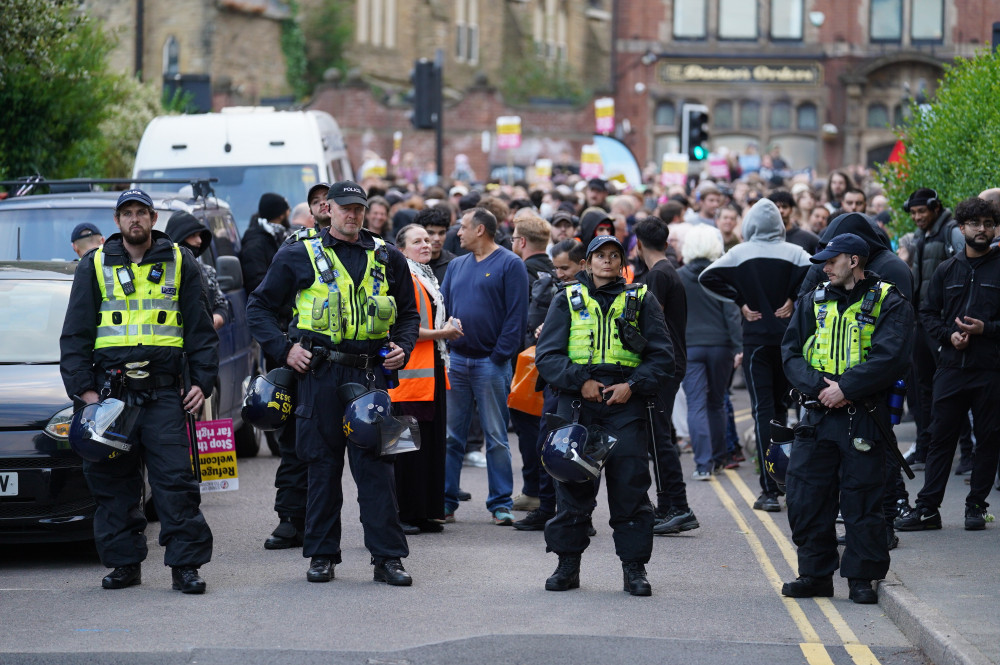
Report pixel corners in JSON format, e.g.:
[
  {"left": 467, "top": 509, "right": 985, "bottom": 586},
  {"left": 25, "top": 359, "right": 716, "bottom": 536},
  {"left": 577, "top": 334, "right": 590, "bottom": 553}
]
[{"left": 692, "top": 145, "right": 708, "bottom": 160}]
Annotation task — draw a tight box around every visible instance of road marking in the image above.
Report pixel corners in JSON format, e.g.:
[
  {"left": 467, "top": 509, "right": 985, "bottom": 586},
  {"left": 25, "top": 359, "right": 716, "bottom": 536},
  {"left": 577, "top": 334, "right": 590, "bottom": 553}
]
[
  {"left": 734, "top": 407, "right": 752, "bottom": 417},
  {"left": 721, "top": 469, "right": 883, "bottom": 665},
  {"left": 735, "top": 415, "right": 752, "bottom": 425}
]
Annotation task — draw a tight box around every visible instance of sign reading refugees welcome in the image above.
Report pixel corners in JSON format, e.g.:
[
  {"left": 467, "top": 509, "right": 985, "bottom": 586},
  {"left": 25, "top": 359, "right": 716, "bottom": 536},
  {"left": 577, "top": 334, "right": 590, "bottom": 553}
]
[{"left": 658, "top": 61, "right": 822, "bottom": 86}]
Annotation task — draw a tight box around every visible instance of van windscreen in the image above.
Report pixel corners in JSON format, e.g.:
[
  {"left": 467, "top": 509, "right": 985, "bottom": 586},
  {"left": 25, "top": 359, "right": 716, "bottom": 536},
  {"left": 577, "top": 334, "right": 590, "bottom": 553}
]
[{"left": 137, "top": 165, "right": 320, "bottom": 235}]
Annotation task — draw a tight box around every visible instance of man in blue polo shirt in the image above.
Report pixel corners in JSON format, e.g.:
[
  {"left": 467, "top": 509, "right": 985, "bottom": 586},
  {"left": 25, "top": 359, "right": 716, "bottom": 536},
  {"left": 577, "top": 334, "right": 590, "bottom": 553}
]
[{"left": 440, "top": 207, "right": 529, "bottom": 525}]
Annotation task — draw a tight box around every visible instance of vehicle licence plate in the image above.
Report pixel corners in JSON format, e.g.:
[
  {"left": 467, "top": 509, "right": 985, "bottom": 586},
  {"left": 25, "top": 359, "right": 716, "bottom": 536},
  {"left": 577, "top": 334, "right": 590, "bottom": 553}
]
[{"left": 0, "top": 472, "right": 17, "bottom": 496}]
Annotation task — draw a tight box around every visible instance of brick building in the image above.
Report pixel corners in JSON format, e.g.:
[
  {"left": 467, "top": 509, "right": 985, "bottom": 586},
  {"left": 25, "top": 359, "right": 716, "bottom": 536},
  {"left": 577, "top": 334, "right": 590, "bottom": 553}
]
[{"left": 83, "top": 0, "right": 293, "bottom": 109}]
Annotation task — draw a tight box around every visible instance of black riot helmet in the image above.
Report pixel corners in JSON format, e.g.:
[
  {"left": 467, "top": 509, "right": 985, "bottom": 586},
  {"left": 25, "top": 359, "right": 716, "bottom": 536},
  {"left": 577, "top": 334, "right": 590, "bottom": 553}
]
[
  {"left": 338, "top": 383, "right": 420, "bottom": 456},
  {"left": 68, "top": 398, "right": 141, "bottom": 462},
  {"left": 241, "top": 367, "right": 296, "bottom": 431}
]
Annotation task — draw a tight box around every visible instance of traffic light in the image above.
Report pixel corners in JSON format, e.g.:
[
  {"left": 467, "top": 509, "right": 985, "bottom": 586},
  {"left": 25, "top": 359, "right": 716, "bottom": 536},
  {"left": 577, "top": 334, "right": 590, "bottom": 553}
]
[
  {"left": 680, "top": 104, "right": 710, "bottom": 162},
  {"left": 410, "top": 59, "right": 438, "bottom": 129}
]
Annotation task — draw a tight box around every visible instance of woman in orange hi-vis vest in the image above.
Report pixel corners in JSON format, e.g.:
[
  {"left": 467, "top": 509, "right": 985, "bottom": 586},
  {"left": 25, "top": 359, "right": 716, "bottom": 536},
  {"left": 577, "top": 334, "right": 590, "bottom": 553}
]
[{"left": 390, "top": 223, "right": 464, "bottom": 533}]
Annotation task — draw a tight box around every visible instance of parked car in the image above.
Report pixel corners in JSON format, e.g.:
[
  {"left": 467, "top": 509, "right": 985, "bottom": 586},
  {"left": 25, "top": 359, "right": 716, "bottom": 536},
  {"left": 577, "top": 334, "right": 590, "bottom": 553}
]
[{"left": 0, "top": 181, "right": 265, "bottom": 457}]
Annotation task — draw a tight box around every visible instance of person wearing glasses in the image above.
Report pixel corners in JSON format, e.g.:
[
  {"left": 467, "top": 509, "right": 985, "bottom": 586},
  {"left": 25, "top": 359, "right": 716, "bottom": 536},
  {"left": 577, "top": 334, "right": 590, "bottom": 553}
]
[{"left": 897, "top": 197, "right": 1000, "bottom": 533}]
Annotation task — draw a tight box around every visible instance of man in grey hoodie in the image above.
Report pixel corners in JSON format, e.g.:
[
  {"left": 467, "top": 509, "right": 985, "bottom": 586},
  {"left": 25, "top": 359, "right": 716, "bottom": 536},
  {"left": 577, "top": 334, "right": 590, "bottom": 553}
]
[{"left": 699, "top": 199, "right": 812, "bottom": 511}]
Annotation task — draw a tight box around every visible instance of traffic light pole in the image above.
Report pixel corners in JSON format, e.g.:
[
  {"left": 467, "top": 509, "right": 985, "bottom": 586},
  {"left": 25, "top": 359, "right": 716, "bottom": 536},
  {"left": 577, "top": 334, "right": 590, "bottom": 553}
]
[{"left": 434, "top": 49, "right": 444, "bottom": 181}]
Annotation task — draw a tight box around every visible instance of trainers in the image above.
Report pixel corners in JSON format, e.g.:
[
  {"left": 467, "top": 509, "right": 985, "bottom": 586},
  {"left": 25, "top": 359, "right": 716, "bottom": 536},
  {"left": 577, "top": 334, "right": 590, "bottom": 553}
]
[
  {"left": 781, "top": 575, "right": 833, "bottom": 598},
  {"left": 731, "top": 447, "right": 746, "bottom": 463},
  {"left": 895, "top": 499, "right": 914, "bottom": 519},
  {"left": 443, "top": 511, "right": 456, "bottom": 524},
  {"left": 512, "top": 494, "right": 540, "bottom": 511},
  {"left": 723, "top": 456, "right": 741, "bottom": 470},
  {"left": 456, "top": 488, "right": 472, "bottom": 501},
  {"left": 492, "top": 508, "right": 514, "bottom": 526},
  {"left": 895, "top": 505, "right": 942, "bottom": 531},
  {"left": 513, "top": 508, "right": 554, "bottom": 531},
  {"left": 848, "top": 578, "right": 877, "bottom": 604},
  {"left": 463, "top": 451, "right": 487, "bottom": 467},
  {"left": 653, "top": 507, "right": 700, "bottom": 535},
  {"left": 903, "top": 451, "right": 925, "bottom": 471},
  {"left": 965, "top": 504, "right": 988, "bottom": 530},
  {"left": 692, "top": 469, "right": 712, "bottom": 481},
  {"left": 955, "top": 458, "right": 974, "bottom": 476},
  {"left": 753, "top": 491, "right": 781, "bottom": 512}
]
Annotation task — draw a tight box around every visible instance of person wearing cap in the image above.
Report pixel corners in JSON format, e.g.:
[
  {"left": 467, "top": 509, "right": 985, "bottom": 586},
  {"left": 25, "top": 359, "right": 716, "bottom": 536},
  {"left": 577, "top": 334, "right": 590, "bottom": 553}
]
[
  {"left": 60, "top": 189, "right": 218, "bottom": 594},
  {"left": 547, "top": 210, "right": 577, "bottom": 253},
  {"left": 584, "top": 178, "right": 610, "bottom": 212},
  {"left": 779, "top": 232, "right": 913, "bottom": 604},
  {"left": 534, "top": 234, "right": 675, "bottom": 596},
  {"left": 70, "top": 222, "right": 105, "bottom": 259},
  {"left": 241, "top": 193, "right": 291, "bottom": 295},
  {"left": 246, "top": 180, "right": 420, "bottom": 586},
  {"left": 164, "top": 212, "right": 229, "bottom": 331},
  {"left": 307, "top": 183, "right": 332, "bottom": 230}
]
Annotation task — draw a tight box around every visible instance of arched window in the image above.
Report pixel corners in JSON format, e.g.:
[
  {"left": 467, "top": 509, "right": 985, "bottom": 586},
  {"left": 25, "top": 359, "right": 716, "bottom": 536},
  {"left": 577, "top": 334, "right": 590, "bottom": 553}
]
[
  {"left": 713, "top": 101, "right": 734, "bottom": 129},
  {"left": 867, "top": 103, "right": 890, "bottom": 128},
  {"left": 770, "top": 101, "right": 792, "bottom": 130},
  {"left": 739, "top": 101, "right": 760, "bottom": 130},
  {"left": 654, "top": 101, "right": 676, "bottom": 126},
  {"left": 797, "top": 102, "right": 818, "bottom": 130},
  {"left": 163, "top": 36, "right": 179, "bottom": 76}
]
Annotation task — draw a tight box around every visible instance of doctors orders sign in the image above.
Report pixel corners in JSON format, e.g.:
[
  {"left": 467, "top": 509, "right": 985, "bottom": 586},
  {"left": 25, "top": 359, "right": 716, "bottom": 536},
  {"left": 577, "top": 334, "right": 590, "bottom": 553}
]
[{"left": 194, "top": 419, "right": 239, "bottom": 493}]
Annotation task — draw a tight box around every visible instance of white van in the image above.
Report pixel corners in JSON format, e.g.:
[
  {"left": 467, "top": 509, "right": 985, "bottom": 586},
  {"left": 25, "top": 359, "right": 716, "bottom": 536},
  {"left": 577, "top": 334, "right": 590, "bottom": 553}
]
[{"left": 132, "top": 107, "right": 354, "bottom": 234}]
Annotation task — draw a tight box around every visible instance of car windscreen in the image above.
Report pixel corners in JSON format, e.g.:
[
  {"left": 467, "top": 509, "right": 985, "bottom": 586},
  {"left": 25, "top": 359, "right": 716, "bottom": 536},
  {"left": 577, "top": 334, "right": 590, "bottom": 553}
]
[
  {"left": 136, "top": 165, "right": 320, "bottom": 235},
  {"left": 0, "top": 207, "right": 116, "bottom": 262},
  {"left": 0, "top": 279, "right": 71, "bottom": 363}
]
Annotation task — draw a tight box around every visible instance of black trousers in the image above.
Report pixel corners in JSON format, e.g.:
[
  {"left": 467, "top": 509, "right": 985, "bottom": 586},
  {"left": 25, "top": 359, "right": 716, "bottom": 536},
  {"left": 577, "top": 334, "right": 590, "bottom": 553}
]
[
  {"left": 786, "top": 408, "right": 889, "bottom": 581},
  {"left": 647, "top": 377, "right": 689, "bottom": 511},
  {"left": 535, "top": 387, "right": 559, "bottom": 513},
  {"left": 743, "top": 344, "right": 789, "bottom": 495},
  {"left": 911, "top": 323, "right": 937, "bottom": 460},
  {"left": 511, "top": 408, "right": 542, "bottom": 497},
  {"left": 916, "top": 368, "right": 1000, "bottom": 511},
  {"left": 83, "top": 389, "right": 212, "bottom": 568},
  {"left": 394, "top": 361, "right": 447, "bottom": 524},
  {"left": 295, "top": 362, "right": 408, "bottom": 562},
  {"left": 272, "top": 417, "right": 307, "bottom": 522},
  {"left": 544, "top": 395, "right": 654, "bottom": 563}
]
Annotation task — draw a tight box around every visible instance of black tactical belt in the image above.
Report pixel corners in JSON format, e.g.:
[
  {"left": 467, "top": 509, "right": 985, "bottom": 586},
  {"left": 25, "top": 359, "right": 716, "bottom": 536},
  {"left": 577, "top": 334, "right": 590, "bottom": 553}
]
[
  {"left": 315, "top": 348, "right": 383, "bottom": 370},
  {"left": 122, "top": 372, "right": 177, "bottom": 391}
]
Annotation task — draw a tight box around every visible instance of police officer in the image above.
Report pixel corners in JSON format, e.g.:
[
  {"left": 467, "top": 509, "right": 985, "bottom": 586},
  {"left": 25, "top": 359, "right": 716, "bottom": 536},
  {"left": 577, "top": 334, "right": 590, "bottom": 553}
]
[
  {"left": 535, "top": 236, "right": 674, "bottom": 596},
  {"left": 60, "top": 189, "right": 219, "bottom": 593},
  {"left": 247, "top": 181, "right": 420, "bottom": 585},
  {"left": 779, "top": 233, "right": 913, "bottom": 604}
]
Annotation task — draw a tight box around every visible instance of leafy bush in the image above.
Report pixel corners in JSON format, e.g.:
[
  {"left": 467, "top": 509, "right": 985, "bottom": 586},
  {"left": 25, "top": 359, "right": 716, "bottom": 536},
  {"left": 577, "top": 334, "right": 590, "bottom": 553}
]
[{"left": 877, "top": 49, "right": 1000, "bottom": 236}]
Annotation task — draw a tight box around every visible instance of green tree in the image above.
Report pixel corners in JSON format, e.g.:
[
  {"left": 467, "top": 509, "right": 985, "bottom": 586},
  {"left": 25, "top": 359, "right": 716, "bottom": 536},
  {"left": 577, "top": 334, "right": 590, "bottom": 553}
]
[
  {"left": 301, "top": 0, "right": 353, "bottom": 92},
  {"left": 877, "top": 49, "right": 1000, "bottom": 236},
  {"left": 0, "top": 1, "right": 122, "bottom": 179}
]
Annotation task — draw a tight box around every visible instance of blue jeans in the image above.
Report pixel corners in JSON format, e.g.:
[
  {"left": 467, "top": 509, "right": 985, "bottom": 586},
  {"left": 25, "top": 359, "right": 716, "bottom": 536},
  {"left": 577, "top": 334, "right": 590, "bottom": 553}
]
[
  {"left": 683, "top": 346, "right": 732, "bottom": 474},
  {"left": 444, "top": 352, "right": 514, "bottom": 514}
]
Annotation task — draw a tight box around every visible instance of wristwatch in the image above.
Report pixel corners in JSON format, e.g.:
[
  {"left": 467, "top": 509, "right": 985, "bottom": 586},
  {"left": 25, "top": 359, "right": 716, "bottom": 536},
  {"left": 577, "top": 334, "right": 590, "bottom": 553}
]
[{"left": 626, "top": 378, "right": 636, "bottom": 390}]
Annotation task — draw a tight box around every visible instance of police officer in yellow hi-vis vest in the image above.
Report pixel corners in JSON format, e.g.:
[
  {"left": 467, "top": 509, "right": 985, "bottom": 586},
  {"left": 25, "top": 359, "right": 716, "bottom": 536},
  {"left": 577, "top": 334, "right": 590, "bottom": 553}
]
[
  {"left": 534, "top": 235, "right": 674, "bottom": 596},
  {"left": 247, "top": 181, "right": 420, "bottom": 585},
  {"left": 779, "top": 232, "right": 913, "bottom": 605},
  {"left": 60, "top": 189, "right": 219, "bottom": 594}
]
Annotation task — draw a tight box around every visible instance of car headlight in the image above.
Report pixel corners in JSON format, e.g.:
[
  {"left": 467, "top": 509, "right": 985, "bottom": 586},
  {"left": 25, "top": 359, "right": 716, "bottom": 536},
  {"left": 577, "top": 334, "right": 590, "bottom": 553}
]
[{"left": 45, "top": 405, "right": 75, "bottom": 440}]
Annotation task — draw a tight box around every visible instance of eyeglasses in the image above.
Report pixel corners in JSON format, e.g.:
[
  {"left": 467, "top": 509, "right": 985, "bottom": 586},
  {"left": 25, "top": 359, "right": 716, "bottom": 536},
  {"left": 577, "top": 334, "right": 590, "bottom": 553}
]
[
  {"left": 962, "top": 220, "right": 997, "bottom": 229},
  {"left": 511, "top": 235, "right": 524, "bottom": 242}
]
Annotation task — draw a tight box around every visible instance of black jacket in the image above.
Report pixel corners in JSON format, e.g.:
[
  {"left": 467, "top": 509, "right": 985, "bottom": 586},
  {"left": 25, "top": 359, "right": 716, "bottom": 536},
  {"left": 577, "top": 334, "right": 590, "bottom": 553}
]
[
  {"left": 240, "top": 219, "right": 284, "bottom": 295},
  {"left": 523, "top": 252, "right": 557, "bottom": 348},
  {"left": 165, "top": 212, "right": 229, "bottom": 324},
  {"left": 920, "top": 247, "right": 1000, "bottom": 371},
  {"left": 535, "top": 271, "right": 675, "bottom": 397},
  {"left": 639, "top": 258, "right": 688, "bottom": 380},
  {"left": 60, "top": 231, "right": 219, "bottom": 399},
  {"left": 782, "top": 271, "right": 914, "bottom": 401},
  {"left": 246, "top": 228, "right": 420, "bottom": 366},
  {"left": 799, "top": 213, "right": 914, "bottom": 301}
]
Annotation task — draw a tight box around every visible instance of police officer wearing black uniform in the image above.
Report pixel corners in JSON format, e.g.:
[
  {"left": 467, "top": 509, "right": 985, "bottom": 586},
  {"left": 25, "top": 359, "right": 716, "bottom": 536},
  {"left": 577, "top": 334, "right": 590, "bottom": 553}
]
[
  {"left": 60, "top": 189, "right": 219, "bottom": 593},
  {"left": 779, "top": 233, "right": 913, "bottom": 604},
  {"left": 247, "top": 181, "right": 420, "bottom": 585},
  {"left": 535, "top": 236, "right": 674, "bottom": 596}
]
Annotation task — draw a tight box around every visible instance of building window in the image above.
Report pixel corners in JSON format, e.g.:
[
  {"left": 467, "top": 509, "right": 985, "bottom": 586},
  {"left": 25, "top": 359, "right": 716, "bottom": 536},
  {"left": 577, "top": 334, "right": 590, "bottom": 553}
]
[
  {"left": 893, "top": 104, "right": 904, "bottom": 127},
  {"left": 162, "top": 36, "right": 179, "bottom": 76},
  {"left": 871, "top": 0, "right": 902, "bottom": 42},
  {"left": 770, "top": 102, "right": 792, "bottom": 130},
  {"left": 654, "top": 101, "right": 676, "bottom": 126},
  {"left": 739, "top": 101, "right": 760, "bottom": 130},
  {"left": 796, "top": 102, "right": 818, "bottom": 130},
  {"left": 714, "top": 101, "right": 734, "bottom": 129},
  {"left": 534, "top": 0, "right": 567, "bottom": 62},
  {"left": 673, "top": 0, "right": 707, "bottom": 39},
  {"left": 867, "top": 103, "right": 890, "bottom": 128},
  {"left": 771, "top": 0, "right": 803, "bottom": 40},
  {"left": 456, "top": 0, "right": 479, "bottom": 64},
  {"left": 911, "top": 0, "right": 943, "bottom": 42},
  {"left": 719, "top": 0, "right": 757, "bottom": 40},
  {"left": 357, "top": 0, "right": 396, "bottom": 47}
]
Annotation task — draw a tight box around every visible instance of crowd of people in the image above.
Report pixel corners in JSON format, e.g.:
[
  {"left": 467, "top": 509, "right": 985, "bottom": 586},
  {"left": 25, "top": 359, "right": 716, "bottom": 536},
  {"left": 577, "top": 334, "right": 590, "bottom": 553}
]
[{"left": 61, "top": 158, "right": 1000, "bottom": 600}]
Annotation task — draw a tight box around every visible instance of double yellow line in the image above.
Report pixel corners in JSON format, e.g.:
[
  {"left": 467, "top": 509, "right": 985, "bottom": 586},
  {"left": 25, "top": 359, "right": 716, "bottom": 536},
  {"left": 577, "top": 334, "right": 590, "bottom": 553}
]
[{"left": 709, "top": 468, "right": 882, "bottom": 665}]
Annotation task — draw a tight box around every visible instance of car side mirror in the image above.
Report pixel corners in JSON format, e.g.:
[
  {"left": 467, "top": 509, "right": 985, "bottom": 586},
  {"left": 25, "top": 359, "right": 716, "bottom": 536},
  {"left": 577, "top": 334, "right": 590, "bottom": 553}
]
[{"left": 216, "top": 255, "right": 243, "bottom": 292}]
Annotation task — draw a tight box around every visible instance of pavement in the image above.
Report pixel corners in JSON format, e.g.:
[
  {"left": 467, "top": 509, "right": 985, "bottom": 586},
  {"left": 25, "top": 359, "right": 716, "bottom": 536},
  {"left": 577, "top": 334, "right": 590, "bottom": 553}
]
[{"left": 876, "top": 416, "right": 1000, "bottom": 665}]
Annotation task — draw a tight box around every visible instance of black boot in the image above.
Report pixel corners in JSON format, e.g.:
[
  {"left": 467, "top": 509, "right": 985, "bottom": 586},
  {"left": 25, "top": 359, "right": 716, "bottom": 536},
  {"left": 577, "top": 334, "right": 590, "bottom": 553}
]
[
  {"left": 306, "top": 557, "right": 335, "bottom": 583},
  {"left": 848, "top": 579, "right": 877, "bottom": 604},
  {"left": 373, "top": 558, "right": 413, "bottom": 586},
  {"left": 781, "top": 575, "right": 833, "bottom": 598},
  {"left": 171, "top": 566, "right": 206, "bottom": 594},
  {"left": 545, "top": 554, "right": 581, "bottom": 591},
  {"left": 264, "top": 516, "right": 304, "bottom": 550},
  {"left": 102, "top": 563, "right": 141, "bottom": 590},
  {"left": 622, "top": 561, "right": 652, "bottom": 596}
]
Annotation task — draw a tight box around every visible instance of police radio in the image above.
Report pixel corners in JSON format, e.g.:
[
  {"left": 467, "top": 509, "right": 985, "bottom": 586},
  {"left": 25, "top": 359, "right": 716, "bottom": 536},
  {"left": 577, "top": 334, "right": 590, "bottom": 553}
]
[{"left": 116, "top": 266, "right": 136, "bottom": 296}]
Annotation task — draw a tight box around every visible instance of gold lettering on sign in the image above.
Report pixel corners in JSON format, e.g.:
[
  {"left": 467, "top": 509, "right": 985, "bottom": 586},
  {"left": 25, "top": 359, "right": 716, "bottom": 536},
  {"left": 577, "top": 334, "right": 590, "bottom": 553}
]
[{"left": 659, "top": 62, "right": 821, "bottom": 85}]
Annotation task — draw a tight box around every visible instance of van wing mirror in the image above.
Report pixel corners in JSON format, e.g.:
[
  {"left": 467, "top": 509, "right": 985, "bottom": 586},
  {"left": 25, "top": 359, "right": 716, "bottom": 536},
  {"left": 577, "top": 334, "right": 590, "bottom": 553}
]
[{"left": 216, "top": 255, "right": 243, "bottom": 292}]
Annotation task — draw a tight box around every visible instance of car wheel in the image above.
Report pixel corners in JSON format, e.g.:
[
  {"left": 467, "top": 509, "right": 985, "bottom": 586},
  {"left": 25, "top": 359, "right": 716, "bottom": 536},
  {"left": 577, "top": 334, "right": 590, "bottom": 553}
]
[{"left": 233, "top": 421, "right": 261, "bottom": 458}]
